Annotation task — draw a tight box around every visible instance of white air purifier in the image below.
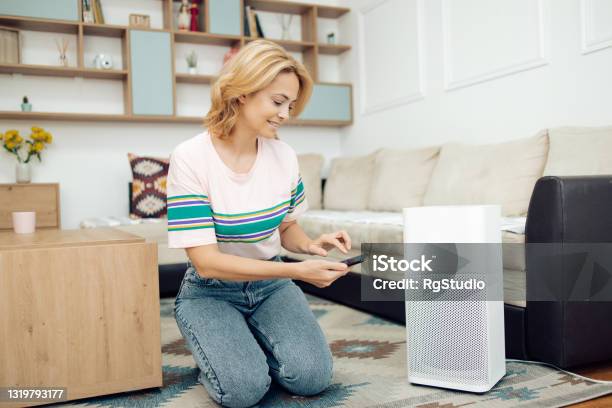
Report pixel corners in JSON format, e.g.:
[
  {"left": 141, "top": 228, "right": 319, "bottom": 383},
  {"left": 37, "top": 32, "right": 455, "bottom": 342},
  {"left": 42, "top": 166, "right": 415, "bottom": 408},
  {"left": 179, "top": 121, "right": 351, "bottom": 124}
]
[{"left": 402, "top": 205, "right": 505, "bottom": 393}]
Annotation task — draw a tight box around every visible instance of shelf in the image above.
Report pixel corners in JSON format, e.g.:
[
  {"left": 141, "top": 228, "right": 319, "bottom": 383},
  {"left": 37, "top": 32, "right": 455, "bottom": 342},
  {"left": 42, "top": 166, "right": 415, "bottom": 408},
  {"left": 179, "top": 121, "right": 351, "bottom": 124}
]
[
  {"left": 245, "top": 0, "right": 313, "bottom": 15},
  {"left": 317, "top": 5, "right": 351, "bottom": 19},
  {"left": 0, "top": 111, "right": 351, "bottom": 127},
  {"left": 287, "top": 118, "right": 351, "bottom": 127},
  {"left": 244, "top": 0, "right": 349, "bottom": 18},
  {"left": 318, "top": 44, "right": 351, "bottom": 55},
  {"left": 174, "top": 31, "right": 241, "bottom": 46},
  {"left": 245, "top": 37, "right": 315, "bottom": 52},
  {"left": 0, "top": 15, "right": 79, "bottom": 34},
  {"left": 0, "top": 63, "right": 127, "bottom": 80},
  {"left": 175, "top": 73, "right": 216, "bottom": 84},
  {"left": 0, "top": 17, "right": 155, "bottom": 38},
  {"left": 82, "top": 23, "right": 126, "bottom": 38},
  {"left": 0, "top": 111, "right": 194, "bottom": 123}
]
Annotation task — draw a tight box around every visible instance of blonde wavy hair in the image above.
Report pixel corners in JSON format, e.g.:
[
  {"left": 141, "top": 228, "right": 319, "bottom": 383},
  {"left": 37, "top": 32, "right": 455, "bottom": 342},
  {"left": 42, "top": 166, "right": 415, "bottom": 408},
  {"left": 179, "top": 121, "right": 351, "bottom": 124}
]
[{"left": 204, "top": 40, "right": 313, "bottom": 138}]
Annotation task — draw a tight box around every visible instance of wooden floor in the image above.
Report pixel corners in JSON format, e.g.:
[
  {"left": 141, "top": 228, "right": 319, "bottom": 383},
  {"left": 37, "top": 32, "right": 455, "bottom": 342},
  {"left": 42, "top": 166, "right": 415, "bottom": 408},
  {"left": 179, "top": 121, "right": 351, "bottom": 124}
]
[{"left": 569, "top": 361, "right": 612, "bottom": 407}]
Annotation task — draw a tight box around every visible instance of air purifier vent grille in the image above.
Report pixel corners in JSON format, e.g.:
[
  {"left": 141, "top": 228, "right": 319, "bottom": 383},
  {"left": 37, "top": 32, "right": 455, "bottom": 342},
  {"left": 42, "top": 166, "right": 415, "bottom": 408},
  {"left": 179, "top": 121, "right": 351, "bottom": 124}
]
[{"left": 407, "top": 300, "right": 490, "bottom": 386}]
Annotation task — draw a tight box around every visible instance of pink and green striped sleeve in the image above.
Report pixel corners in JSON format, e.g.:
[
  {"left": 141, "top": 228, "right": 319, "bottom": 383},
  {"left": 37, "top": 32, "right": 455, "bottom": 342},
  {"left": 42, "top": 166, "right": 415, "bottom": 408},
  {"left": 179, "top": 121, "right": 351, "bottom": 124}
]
[
  {"left": 166, "top": 152, "right": 217, "bottom": 249},
  {"left": 283, "top": 153, "right": 308, "bottom": 222}
]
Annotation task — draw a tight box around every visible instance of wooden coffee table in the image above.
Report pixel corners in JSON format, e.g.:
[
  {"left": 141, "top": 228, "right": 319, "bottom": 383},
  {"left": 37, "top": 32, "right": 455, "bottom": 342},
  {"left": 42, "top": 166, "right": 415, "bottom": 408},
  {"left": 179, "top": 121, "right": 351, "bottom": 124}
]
[{"left": 0, "top": 228, "right": 162, "bottom": 407}]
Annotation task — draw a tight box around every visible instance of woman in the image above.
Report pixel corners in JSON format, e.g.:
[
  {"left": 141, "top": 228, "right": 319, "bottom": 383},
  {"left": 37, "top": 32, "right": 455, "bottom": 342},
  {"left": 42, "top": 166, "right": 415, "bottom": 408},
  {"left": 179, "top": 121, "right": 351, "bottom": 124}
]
[{"left": 167, "top": 40, "right": 353, "bottom": 408}]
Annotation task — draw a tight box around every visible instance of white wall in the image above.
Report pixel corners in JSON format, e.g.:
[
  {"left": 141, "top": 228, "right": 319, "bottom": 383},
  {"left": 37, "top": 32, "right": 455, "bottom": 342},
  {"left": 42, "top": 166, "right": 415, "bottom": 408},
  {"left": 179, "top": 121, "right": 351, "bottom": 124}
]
[
  {"left": 338, "top": 0, "right": 612, "bottom": 155},
  {"left": 0, "top": 0, "right": 343, "bottom": 229},
  {"left": 14, "top": 0, "right": 608, "bottom": 228}
]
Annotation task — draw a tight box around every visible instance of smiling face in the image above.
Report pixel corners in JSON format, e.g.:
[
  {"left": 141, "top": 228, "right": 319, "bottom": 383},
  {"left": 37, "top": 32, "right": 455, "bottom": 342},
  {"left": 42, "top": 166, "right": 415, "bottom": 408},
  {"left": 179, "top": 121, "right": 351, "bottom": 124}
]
[{"left": 238, "top": 71, "right": 300, "bottom": 139}]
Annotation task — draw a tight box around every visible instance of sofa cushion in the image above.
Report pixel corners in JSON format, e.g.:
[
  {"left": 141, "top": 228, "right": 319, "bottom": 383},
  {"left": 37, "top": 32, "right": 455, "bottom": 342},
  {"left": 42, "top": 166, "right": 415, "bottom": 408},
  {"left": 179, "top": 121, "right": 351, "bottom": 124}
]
[
  {"left": 423, "top": 131, "right": 549, "bottom": 216},
  {"left": 297, "top": 154, "right": 324, "bottom": 210},
  {"left": 299, "top": 209, "right": 404, "bottom": 248},
  {"left": 323, "top": 151, "right": 377, "bottom": 210},
  {"left": 368, "top": 147, "right": 440, "bottom": 212},
  {"left": 544, "top": 126, "right": 612, "bottom": 176},
  {"left": 504, "top": 268, "right": 526, "bottom": 308},
  {"left": 128, "top": 153, "right": 169, "bottom": 219}
]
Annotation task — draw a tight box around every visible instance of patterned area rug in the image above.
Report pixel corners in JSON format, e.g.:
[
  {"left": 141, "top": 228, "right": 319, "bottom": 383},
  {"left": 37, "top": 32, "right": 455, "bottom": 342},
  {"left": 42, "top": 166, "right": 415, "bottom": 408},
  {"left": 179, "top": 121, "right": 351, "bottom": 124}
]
[{"left": 52, "top": 294, "right": 612, "bottom": 408}]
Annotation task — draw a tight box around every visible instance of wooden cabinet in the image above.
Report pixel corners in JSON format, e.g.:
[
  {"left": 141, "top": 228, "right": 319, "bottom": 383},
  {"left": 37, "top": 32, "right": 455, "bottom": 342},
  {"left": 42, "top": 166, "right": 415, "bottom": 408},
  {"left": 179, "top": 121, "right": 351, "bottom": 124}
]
[
  {"left": 0, "top": 228, "right": 161, "bottom": 407},
  {"left": 0, "top": 183, "right": 60, "bottom": 230},
  {"left": 300, "top": 83, "right": 353, "bottom": 124},
  {"left": 129, "top": 30, "right": 174, "bottom": 116},
  {"left": 0, "top": 0, "right": 79, "bottom": 21},
  {"left": 209, "top": 0, "right": 242, "bottom": 36}
]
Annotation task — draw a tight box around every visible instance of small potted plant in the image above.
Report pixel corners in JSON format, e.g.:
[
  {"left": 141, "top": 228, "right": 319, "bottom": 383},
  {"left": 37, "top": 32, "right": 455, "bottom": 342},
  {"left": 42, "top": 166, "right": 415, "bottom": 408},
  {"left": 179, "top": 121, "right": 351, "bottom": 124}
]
[
  {"left": 186, "top": 51, "right": 198, "bottom": 74},
  {"left": 21, "top": 96, "right": 32, "bottom": 112},
  {"left": 1, "top": 126, "right": 53, "bottom": 183}
]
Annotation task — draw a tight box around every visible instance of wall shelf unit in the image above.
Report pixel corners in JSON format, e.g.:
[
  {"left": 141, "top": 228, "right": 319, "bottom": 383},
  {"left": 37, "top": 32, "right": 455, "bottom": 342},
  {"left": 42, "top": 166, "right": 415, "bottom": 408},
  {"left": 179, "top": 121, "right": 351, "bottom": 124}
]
[{"left": 0, "top": 0, "right": 353, "bottom": 126}]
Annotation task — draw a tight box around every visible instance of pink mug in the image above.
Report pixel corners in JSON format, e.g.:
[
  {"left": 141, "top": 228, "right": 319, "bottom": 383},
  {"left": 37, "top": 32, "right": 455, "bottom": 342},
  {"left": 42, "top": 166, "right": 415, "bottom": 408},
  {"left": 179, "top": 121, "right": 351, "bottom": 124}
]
[{"left": 12, "top": 211, "right": 36, "bottom": 234}]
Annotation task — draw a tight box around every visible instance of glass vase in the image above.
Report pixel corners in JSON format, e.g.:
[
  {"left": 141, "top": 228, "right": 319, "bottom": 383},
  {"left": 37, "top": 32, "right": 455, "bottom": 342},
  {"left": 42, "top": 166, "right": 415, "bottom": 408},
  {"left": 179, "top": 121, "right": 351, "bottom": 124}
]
[{"left": 16, "top": 162, "right": 31, "bottom": 184}]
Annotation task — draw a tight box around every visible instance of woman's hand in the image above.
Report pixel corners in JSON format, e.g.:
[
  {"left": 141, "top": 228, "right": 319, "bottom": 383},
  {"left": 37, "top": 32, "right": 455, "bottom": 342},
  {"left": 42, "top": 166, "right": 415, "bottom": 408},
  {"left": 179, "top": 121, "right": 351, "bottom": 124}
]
[
  {"left": 293, "top": 259, "right": 349, "bottom": 288},
  {"left": 307, "top": 230, "right": 352, "bottom": 256}
]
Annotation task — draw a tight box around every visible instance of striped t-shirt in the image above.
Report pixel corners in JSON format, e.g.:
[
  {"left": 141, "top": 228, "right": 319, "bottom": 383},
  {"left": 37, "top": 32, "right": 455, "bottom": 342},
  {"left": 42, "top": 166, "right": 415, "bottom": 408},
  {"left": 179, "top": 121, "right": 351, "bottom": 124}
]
[{"left": 166, "top": 131, "right": 307, "bottom": 260}]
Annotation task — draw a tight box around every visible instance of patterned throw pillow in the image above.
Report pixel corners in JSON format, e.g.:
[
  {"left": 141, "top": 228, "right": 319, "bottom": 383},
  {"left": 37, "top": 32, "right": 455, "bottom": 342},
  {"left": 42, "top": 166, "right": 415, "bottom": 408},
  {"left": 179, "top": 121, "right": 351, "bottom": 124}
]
[{"left": 128, "top": 153, "right": 169, "bottom": 218}]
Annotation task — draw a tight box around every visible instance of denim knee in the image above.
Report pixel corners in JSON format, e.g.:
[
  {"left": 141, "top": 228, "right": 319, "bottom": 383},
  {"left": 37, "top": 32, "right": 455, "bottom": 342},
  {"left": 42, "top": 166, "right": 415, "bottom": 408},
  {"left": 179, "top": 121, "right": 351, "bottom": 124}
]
[
  {"left": 214, "top": 370, "right": 271, "bottom": 408},
  {"left": 279, "top": 356, "right": 333, "bottom": 396}
]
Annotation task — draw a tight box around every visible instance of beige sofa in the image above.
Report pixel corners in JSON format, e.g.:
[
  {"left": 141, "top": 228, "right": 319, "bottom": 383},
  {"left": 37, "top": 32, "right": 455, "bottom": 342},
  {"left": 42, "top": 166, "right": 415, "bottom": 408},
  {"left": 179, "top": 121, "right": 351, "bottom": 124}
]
[{"left": 282, "top": 126, "right": 612, "bottom": 310}]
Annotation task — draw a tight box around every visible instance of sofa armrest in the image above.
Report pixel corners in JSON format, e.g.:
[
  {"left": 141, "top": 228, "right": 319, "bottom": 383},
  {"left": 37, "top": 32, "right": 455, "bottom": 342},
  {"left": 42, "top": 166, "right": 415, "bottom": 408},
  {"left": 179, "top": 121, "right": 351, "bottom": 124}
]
[{"left": 525, "top": 175, "right": 612, "bottom": 367}]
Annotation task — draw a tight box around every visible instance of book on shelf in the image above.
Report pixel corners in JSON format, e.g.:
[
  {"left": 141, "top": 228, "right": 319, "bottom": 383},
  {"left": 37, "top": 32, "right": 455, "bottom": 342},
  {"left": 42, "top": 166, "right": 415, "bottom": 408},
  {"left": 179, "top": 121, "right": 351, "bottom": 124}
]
[
  {"left": 244, "top": 6, "right": 251, "bottom": 37},
  {"left": 245, "top": 6, "right": 257, "bottom": 38},
  {"left": 0, "top": 26, "right": 20, "bottom": 64},
  {"left": 82, "top": 0, "right": 94, "bottom": 23},
  {"left": 92, "top": 0, "right": 105, "bottom": 24},
  {"left": 254, "top": 12, "right": 265, "bottom": 38}
]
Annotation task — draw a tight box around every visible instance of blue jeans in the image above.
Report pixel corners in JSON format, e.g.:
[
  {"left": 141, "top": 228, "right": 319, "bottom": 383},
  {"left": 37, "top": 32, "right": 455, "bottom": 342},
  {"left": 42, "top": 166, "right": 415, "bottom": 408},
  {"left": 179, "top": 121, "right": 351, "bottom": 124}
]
[{"left": 174, "top": 257, "right": 333, "bottom": 408}]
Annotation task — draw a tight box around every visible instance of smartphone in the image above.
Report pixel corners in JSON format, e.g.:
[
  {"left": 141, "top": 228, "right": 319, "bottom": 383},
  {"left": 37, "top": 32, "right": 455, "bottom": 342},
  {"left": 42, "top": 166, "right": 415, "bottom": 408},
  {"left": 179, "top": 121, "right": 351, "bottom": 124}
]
[{"left": 341, "top": 254, "right": 364, "bottom": 267}]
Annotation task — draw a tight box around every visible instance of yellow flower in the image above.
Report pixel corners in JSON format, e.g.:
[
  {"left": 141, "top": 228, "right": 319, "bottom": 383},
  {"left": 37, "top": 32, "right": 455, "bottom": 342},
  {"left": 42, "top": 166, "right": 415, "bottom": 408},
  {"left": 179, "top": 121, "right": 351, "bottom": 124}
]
[
  {"left": 43, "top": 132, "right": 52, "bottom": 143},
  {"left": 15, "top": 136, "right": 23, "bottom": 143},
  {"left": 34, "top": 141, "right": 44, "bottom": 152},
  {"left": 6, "top": 141, "right": 15, "bottom": 150},
  {"left": 4, "top": 130, "right": 18, "bottom": 141},
  {"left": 31, "top": 126, "right": 43, "bottom": 133},
  {"left": 0, "top": 133, "right": 3, "bottom": 141}
]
